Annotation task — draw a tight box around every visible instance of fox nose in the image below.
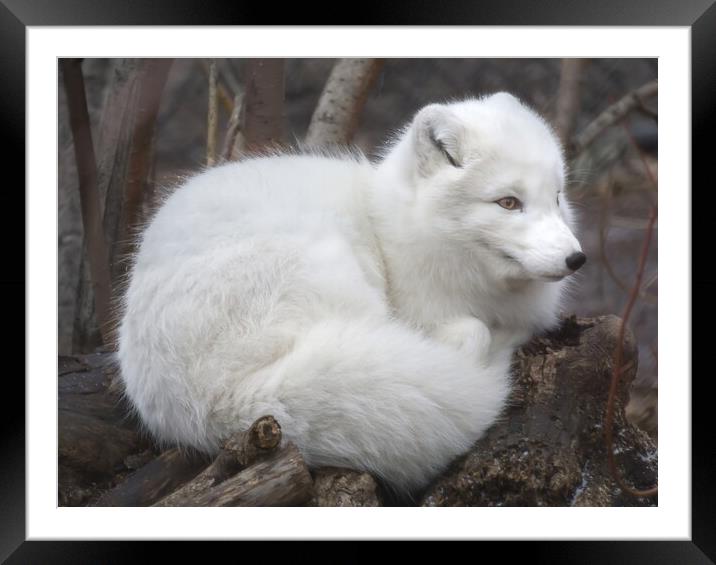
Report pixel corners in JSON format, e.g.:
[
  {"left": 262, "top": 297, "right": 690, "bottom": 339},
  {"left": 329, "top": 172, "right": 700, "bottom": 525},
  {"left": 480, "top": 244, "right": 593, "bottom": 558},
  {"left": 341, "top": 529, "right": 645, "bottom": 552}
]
[{"left": 566, "top": 252, "right": 587, "bottom": 271}]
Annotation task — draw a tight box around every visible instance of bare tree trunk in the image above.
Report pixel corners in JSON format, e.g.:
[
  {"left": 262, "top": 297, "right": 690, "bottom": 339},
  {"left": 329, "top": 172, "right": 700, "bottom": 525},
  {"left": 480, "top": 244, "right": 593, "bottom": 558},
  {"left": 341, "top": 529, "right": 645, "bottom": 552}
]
[
  {"left": 116, "top": 59, "right": 173, "bottom": 284},
  {"left": 241, "top": 59, "right": 285, "bottom": 151},
  {"left": 305, "top": 58, "right": 384, "bottom": 146},
  {"left": 61, "top": 59, "right": 113, "bottom": 347},
  {"left": 553, "top": 58, "right": 586, "bottom": 147},
  {"left": 72, "top": 59, "right": 173, "bottom": 352},
  {"left": 73, "top": 59, "right": 140, "bottom": 352}
]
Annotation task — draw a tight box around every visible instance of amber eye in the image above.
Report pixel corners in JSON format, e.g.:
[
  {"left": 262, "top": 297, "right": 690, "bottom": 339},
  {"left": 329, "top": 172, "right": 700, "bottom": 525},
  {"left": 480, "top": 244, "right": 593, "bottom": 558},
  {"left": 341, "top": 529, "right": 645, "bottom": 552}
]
[{"left": 495, "top": 197, "right": 523, "bottom": 211}]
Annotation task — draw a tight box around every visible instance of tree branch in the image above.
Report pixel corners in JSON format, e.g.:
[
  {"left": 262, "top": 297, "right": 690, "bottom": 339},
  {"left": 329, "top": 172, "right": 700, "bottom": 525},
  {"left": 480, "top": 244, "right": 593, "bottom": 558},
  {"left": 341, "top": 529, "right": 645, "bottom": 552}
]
[
  {"left": 222, "top": 94, "right": 243, "bottom": 161},
  {"left": 206, "top": 59, "right": 218, "bottom": 167},
  {"left": 569, "top": 80, "right": 658, "bottom": 157}
]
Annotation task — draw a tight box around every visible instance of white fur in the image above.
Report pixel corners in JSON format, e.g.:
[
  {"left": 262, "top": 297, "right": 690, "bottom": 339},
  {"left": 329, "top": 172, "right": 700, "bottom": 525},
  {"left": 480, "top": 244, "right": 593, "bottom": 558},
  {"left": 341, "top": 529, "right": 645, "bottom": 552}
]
[{"left": 117, "top": 93, "right": 582, "bottom": 493}]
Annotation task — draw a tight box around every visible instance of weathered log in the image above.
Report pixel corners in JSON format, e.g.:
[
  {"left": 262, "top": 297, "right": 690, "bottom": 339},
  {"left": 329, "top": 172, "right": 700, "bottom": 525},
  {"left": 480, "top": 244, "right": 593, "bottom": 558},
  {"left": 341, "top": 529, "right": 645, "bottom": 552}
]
[
  {"left": 92, "top": 448, "right": 208, "bottom": 507},
  {"left": 58, "top": 354, "right": 206, "bottom": 507},
  {"left": 58, "top": 354, "right": 152, "bottom": 506},
  {"left": 156, "top": 444, "right": 314, "bottom": 507},
  {"left": 307, "top": 467, "right": 382, "bottom": 507},
  {"left": 153, "top": 416, "right": 282, "bottom": 506},
  {"left": 58, "top": 315, "right": 657, "bottom": 507},
  {"left": 420, "top": 315, "right": 657, "bottom": 507}
]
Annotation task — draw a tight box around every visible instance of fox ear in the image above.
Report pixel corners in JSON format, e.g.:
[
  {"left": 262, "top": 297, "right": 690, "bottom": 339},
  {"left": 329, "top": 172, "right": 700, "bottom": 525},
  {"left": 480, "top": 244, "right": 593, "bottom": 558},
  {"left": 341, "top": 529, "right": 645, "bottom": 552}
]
[{"left": 412, "top": 104, "right": 465, "bottom": 176}]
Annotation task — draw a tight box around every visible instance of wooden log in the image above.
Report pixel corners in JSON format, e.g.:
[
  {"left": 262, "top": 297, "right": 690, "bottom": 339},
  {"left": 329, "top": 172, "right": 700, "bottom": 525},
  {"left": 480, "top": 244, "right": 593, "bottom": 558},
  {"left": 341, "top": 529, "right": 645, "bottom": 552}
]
[
  {"left": 308, "top": 467, "right": 382, "bottom": 507},
  {"left": 420, "top": 315, "right": 658, "bottom": 507},
  {"left": 156, "top": 444, "right": 314, "bottom": 507},
  {"left": 93, "top": 448, "right": 208, "bottom": 507},
  {"left": 58, "top": 355, "right": 149, "bottom": 480},
  {"left": 153, "top": 415, "right": 282, "bottom": 506},
  {"left": 59, "top": 412, "right": 144, "bottom": 481},
  {"left": 58, "top": 354, "right": 153, "bottom": 506},
  {"left": 58, "top": 315, "right": 657, "bottom": 507}
]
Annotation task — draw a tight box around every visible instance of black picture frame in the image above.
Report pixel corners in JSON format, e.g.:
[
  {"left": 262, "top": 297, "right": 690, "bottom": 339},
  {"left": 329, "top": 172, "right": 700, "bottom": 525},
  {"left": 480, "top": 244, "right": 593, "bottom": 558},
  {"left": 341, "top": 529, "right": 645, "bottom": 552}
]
[{"left": 6, "top": 0, "right": 710, "bottom": 561}]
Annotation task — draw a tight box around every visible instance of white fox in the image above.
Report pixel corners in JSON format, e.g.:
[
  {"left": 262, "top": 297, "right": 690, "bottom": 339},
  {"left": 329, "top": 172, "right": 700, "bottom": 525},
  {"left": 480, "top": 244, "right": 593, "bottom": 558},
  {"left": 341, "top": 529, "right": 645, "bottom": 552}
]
[{"left": 117, "top": 93, "right": 584, "bottom": 494}]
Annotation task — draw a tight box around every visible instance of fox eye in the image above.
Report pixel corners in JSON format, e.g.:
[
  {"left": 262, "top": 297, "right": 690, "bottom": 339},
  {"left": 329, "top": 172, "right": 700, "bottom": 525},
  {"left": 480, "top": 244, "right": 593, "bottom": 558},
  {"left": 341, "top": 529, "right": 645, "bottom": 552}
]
[{"left": 495, "top": 197, "right": 523, "bottom": 211}]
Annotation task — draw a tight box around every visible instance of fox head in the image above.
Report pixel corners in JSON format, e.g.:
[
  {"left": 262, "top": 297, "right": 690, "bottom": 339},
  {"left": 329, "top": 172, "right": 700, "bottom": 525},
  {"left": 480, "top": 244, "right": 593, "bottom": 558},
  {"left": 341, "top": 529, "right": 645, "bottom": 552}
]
[{"left": 381, "top": 93, "right": 585, "bottom": 283}]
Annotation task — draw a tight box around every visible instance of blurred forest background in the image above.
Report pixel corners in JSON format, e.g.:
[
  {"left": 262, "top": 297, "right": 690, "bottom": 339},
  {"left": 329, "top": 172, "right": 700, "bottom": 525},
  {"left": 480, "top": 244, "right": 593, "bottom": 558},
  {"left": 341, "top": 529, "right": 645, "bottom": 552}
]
[{"left": 58, "top": 58, "right": 658, "bottom": 438}]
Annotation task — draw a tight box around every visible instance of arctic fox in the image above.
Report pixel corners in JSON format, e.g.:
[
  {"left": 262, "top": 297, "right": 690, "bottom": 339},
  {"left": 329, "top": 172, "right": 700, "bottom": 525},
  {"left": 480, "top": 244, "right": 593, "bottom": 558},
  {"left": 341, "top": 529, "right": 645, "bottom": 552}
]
[{"left": 117, "top": 93, "right": 584, "bottom": 494}]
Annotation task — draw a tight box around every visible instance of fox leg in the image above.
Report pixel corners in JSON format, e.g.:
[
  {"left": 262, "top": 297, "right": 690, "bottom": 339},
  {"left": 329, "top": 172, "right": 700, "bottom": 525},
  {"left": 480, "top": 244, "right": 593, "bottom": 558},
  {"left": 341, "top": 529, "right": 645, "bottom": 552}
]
[{"left": 432, "top": 316, "right": 493, "bottom": 361}]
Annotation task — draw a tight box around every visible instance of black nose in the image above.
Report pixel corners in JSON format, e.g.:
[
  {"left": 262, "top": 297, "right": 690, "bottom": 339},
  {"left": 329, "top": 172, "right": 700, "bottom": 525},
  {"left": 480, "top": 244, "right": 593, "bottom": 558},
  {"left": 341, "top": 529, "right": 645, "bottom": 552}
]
[{"left": 566, "top": 252, "right": 587, "bottom": 271}]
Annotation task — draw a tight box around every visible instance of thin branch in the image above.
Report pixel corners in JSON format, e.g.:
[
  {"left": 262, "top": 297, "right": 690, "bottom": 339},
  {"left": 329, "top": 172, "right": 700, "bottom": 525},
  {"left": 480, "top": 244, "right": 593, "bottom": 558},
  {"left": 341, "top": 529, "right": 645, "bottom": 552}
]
[
  {"left": 199, "top": 59, "right": 246, "bottom": 162},
  {"left": 598, "top": 195, "right": 658, "bottom": 306},
  {"left": 305, "top": 58, "right": 385, "bottom": 146},
  {"left": 206, "top": 59, "right": 218, "bottom": 167},
  {"left": 570, "top": 80, "right": 658, "bottom": 157},
  {"left": 604, "top": 205, "right": 658, "bottom": 498},
  {"left": 199, "top": 59, "right": 235, "bottom": 114},
  {"left": 61, "top": 59, "right": 113, "bottom": 344},
  {"left": 553, "top": 58, "right": 586, "bottom": 147},
  {"left": 610, "top": 215, "right": 659, "bottom": 230},
  {"left": 221, "top": 94, "right": 243, "bottom": 162},
  {"left": 604, "top": 116, "right": 658, "bottom": 499},
  {"left": 219, "top": 60, "right": 243, "bottom": 102}
]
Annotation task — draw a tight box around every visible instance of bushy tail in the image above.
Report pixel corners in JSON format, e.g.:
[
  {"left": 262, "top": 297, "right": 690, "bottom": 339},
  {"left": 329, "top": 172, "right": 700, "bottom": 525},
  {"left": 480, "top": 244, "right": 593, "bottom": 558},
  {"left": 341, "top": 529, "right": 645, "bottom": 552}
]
[{"left": 241, "top": 318, "right": 512, "bottom": 494}]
